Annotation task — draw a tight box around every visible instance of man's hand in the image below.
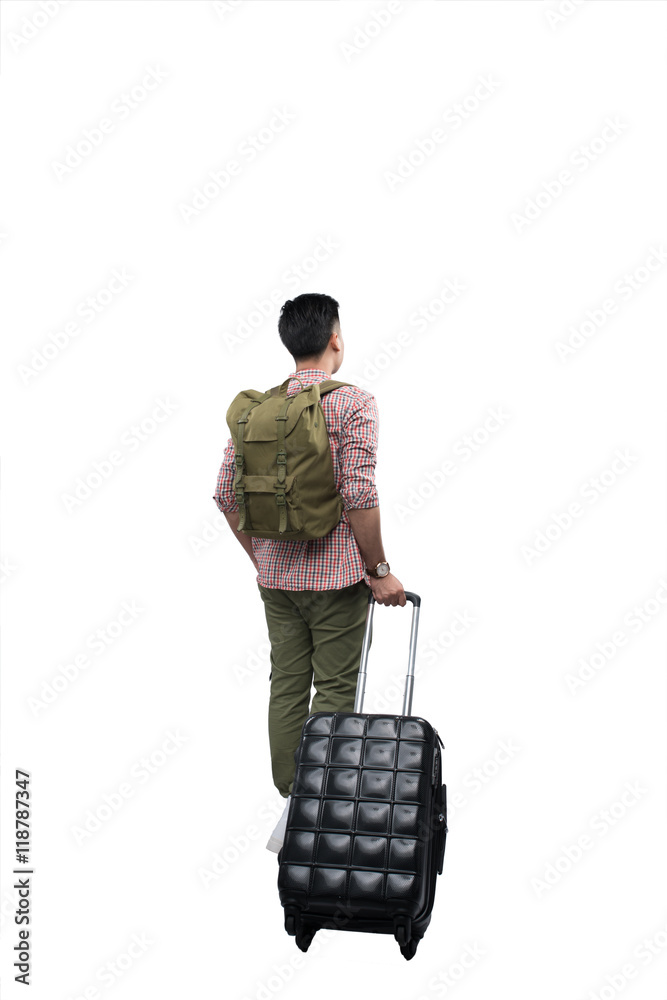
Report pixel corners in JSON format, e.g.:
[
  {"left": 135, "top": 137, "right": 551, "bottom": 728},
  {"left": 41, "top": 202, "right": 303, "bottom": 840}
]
[{"left": 369, "top": 572, "right": 406, "bottom": 607}]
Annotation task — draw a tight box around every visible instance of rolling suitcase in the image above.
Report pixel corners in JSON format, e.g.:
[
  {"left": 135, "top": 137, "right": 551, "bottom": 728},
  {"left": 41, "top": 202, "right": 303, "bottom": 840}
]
[{"left": 277, "top": 590, "right": 447, "bottom": 960}]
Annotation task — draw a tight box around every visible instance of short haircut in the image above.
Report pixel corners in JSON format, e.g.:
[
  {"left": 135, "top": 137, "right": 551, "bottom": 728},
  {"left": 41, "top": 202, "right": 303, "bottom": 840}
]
[{"left": 278, "top": 293, "right": 339, "bottom": 360}]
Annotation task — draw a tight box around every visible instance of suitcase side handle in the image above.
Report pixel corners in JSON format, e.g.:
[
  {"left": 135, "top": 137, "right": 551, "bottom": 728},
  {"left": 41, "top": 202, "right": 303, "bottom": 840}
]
[{"left": 354, "top": 590, "right": 421, "bottom": 715}]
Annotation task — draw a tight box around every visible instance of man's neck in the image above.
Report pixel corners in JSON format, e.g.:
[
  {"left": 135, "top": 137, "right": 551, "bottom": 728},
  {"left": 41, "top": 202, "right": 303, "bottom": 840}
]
[{"left": 294, "top": 358, "right": 333, "bottom": 377}]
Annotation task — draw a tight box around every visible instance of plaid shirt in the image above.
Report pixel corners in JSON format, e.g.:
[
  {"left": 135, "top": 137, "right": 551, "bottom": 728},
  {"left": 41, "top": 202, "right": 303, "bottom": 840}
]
[{"left": 213, "top": 368, "right": 379, "bottom": 590}]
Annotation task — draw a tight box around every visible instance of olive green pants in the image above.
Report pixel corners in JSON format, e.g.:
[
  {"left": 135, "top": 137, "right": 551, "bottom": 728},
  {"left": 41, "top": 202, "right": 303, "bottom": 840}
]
[{"left": 258, "top": 579, "right": 370, "bottom": 798}]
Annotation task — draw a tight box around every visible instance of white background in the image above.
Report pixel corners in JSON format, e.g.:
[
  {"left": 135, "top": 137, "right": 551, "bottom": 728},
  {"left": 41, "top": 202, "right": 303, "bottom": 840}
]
[{"left": 1, "top": 1, "right": 666, "bottom": 998}]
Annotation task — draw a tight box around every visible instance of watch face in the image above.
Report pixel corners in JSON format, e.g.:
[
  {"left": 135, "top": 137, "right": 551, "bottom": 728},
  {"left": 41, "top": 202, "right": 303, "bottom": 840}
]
[{"left": 377, "top": 562, "right": 389, "bottom": 578}]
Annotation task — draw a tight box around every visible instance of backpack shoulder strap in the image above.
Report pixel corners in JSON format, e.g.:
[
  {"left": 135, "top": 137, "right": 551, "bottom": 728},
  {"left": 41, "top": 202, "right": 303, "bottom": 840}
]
[
  {"left": 267, "top": 378, "right": 354, "bottom": 398},
  {"left": 318, "top": 380, "right": 354, "bottom": 396}
]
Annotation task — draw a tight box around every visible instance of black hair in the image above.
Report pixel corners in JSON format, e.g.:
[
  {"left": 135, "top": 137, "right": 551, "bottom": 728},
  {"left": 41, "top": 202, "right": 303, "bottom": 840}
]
[{"left": 278, "top": 293, "right": 340, "bottom": 360}]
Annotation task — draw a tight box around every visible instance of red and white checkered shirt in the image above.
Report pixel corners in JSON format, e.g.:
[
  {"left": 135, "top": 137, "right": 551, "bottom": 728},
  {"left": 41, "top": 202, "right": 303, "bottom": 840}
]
[{"left": 213, "top": 368, "right": 379, "bottom": 590}]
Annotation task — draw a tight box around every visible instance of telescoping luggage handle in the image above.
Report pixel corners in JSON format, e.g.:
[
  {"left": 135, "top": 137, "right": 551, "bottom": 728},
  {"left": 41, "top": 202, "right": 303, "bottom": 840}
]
[{"left": 353, "top": 591, "right": 421, "bottom": 716}]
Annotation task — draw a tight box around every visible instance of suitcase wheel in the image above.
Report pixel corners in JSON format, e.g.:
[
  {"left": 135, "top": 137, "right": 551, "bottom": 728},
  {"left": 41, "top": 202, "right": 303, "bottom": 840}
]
[
  {"left": 393, "top": 916, "right": 412, "bottom": 948},
  {"left": 284, "top": 908, "right": 317, "bottom": 952},
  {"left": 400, "top": 938, "right": 419, "bottom": 961},
  {"left": 295, "top": 923, "right": 317, "bottom": 953}
]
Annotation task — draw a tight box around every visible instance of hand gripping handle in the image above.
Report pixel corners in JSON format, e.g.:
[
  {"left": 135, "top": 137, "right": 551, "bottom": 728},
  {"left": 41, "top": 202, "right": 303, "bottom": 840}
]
[{"left": 353, "top": 590, "right": 421, "bottom": 715}]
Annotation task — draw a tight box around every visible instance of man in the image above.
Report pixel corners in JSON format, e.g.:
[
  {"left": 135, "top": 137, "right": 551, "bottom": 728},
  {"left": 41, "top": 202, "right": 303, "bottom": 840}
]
[{"left": 213, "top": 292, "right": 405, "bottom": 852}]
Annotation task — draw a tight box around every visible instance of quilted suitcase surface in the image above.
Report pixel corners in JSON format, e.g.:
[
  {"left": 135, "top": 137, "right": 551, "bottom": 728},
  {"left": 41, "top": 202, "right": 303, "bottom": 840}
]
[{"left": 277, "top": 592, "right": 447, "bottom": 960}]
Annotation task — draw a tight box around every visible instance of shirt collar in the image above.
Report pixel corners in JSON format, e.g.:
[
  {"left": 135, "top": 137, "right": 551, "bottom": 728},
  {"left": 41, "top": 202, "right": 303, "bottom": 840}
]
[{"left": 286, "top": 368, "right": 331, "bottom": 386}]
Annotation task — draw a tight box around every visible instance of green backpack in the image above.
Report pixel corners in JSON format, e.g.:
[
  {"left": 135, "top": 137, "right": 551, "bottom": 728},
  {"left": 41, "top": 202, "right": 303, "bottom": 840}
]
[{"left": 225, "top": 377, "right": 352, "bottom": 540}]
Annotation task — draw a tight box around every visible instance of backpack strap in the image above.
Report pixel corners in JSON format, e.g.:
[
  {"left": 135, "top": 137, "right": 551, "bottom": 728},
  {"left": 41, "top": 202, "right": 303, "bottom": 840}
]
[
  {"left": 233, "top": 397, "right": 265, "bottom": 530},
  {"left": 274, "top": 393, "right": 300, "bottom": 534},
  {"left": 318, "top": 380, "right": 353, "bottom": 396},
  {"left": 268, "top": 378, "right": 354, "bottom": 397}
]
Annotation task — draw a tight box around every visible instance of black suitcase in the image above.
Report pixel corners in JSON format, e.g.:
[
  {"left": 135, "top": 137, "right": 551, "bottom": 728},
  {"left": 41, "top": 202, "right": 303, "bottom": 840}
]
[{"left": 277, "top": 591, "right": 447, "bottom": 960}]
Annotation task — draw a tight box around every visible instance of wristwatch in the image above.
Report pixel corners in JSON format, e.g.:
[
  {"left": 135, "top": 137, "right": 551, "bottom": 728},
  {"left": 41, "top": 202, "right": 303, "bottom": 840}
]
[{"left": 366, "top": 561, "right": 390, "bottom": 579}]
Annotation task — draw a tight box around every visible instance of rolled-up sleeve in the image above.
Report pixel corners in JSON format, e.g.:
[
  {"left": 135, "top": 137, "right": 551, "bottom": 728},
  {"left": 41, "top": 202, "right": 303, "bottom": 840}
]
[
  {"left": 212, "top": 436, "right": 239, "bottom": 513},
  {"left": 338, "top": 394, "right": 380, "bottom": 511}
]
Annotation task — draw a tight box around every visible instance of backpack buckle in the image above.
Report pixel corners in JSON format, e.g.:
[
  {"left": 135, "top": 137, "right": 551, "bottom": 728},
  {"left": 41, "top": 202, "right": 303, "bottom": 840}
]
[
  {"left": 276, "top": 452, "right": 287, "bottom": 465},
  {"left": 275, "top": 493, "right": 286, "bottom": 506}
]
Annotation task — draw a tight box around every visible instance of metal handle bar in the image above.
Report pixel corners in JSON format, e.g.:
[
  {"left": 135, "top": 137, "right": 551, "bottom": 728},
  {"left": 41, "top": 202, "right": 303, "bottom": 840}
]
[{"left": 354, "top": 590, "right": 421, "bottom": 715}]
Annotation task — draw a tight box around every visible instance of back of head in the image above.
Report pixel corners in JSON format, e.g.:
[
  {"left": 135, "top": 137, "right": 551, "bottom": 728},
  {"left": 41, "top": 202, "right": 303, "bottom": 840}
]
[{"left": 278, "top": 292, "right": 339, "bottom": 361}]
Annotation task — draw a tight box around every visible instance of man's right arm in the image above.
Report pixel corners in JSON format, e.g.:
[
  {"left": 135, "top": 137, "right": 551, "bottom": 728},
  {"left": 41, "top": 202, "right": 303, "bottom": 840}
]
[
  {"left": 345, "top": 506, "right": 406, "bottom": 607},
  {"left": 338, "top": 393, "right": 406, "bottom": 607}
]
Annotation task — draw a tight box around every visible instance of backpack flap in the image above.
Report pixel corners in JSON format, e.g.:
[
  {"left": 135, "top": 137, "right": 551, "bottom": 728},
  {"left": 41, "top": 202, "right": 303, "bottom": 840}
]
[{"left": 240, "top": 385, "right": 319, "bottom": 442}]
